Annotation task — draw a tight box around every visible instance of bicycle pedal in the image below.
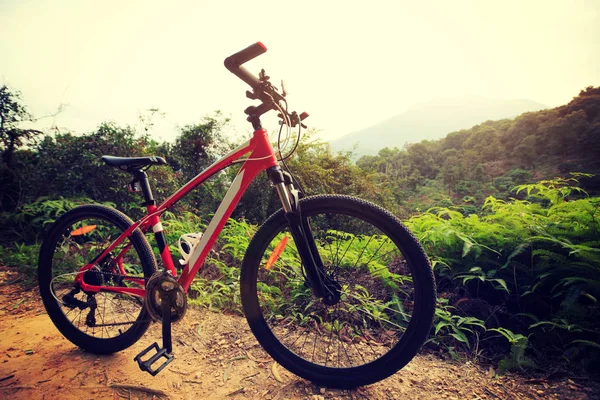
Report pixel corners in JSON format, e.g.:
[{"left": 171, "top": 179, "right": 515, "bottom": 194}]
[{"left": 133, "top": 342, "right": 174, "bottom": 376}]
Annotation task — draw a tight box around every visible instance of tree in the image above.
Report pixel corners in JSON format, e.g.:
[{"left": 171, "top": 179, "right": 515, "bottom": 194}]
[
  {"left": 441, "top": 150, "right": 461, "bottom": 188},
  {"left": 169, "top": 113, "right": 232, "bottom": 179},
  {"left": 0, "top": 86, "right": 42, "bottom": 167},
  {"left": 0, "top": 86, "right": 44, "bottom": 211},
  {"left": 514, "top": 135, "right": 537, "bottom": 168},
  {"left": 504, "top": 113, "right": 540, "bottom": 152},
  {"left": 560, "top": 86, "right": 600, "bottom": 121},
  {"left": 34, "top": 123, "right": 158, "bottom": 205},
  {"left": 406, "top": 142, "right": 438, "bottom": 179},
  {"left": 545, "top": 110, "right": 588, "bottom": 157},
  {"left": 167, "top": 113, "right": 234, "bottom": 215}
]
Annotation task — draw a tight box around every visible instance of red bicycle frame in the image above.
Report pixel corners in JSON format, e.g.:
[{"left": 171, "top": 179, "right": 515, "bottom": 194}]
[{"left": 73, "top": 127, "right": 280, "bottom": 296}]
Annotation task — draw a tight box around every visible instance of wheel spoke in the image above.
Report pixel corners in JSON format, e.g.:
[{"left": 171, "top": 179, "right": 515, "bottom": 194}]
[
  {"left": 352, "top": 234, "right": 375, "bottom": 270},
  {"left": 344, "top": 291, "right": 412, "bottom": 322},
  {"left": 245, "top": 196, "right": 434, "bottom": 387},
  {"left": 41, "top": 208, "right": 154, "bottom": 352}
]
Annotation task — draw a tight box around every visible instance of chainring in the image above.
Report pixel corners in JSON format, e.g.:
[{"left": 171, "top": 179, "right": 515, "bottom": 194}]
[{"left": 145, "top": 272, "right": 187, "bottom": 323}]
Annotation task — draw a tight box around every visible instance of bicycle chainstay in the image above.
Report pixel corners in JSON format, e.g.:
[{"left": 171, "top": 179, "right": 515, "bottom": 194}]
[{"left": 60, "top": 269, "right": 151, "bottom": 328}]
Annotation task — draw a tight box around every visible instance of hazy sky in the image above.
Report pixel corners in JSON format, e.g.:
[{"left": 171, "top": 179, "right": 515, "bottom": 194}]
[{"left": 1, "top": 0, "right": 599, "bottom": 142}]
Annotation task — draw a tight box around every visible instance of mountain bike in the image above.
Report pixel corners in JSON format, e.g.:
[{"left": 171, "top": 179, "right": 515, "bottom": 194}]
[{"left": 38, "top": 42, "right": 436, "bottom": 389}]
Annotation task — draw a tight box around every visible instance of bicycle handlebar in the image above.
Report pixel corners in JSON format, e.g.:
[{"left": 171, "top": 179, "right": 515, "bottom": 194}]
[
  {"left": 224, "top": 42, "right": 267, "bottom": 90},
  {"left": 225, "top": 42, "right": 307, "bottom": 127}
]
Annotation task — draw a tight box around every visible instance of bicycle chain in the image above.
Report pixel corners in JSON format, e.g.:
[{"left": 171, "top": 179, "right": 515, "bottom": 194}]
[{"left": 86, "top": 267, "right": 146, "bottom": 282}]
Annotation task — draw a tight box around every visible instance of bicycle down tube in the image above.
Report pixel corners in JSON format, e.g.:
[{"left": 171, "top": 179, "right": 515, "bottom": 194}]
[{"left": 173, "top": 128, "right": 279, "bottom": 290}]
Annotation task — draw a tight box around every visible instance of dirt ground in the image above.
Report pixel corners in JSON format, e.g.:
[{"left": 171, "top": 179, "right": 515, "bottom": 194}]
[{"left": 0, "top": 266, "right": 598, "bottom": 400}]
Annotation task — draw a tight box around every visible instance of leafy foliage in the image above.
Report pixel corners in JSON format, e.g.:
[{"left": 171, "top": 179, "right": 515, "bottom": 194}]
[
  {"left": 188, "top": 218, "right": 256, "bottom": 313},
  {"left": 408, "top": 175, "right": 600, "bottom": 370},
  {"left": 0, "top": 242, "right": 39, "bottom": 284},
  {"left": 357, "top": 86, "right": 600, "bottom": 212},
  {"left": 0, "top": 197, "right": 100, "bottom": 244},
  {"left": 2, "top": 85, "right": 600, "bottom": 374},
  {"left": 0, "top": 85, "right": 43, "bottom": 167},
  {"left": 489, "top": 328, "right": 535, "bottom": 372}
]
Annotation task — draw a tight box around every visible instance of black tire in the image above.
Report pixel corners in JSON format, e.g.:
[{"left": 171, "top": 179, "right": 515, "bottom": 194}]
[
  {"left": 38, "top": 204, "right": 157, "bottom": 354},
  {"left": 241, "top": 195, "right": 436, "bottom": 388}
]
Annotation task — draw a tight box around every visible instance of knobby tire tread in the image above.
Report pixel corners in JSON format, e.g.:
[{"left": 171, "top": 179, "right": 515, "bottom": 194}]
[
  {"left": 240, "top": 194, "right": 436, "bottom": 388},
  {"left": 38, "top": 204, "right": 157, "bottom": 354}
]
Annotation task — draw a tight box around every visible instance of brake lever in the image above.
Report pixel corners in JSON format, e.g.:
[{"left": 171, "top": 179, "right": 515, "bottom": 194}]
[
  {"left": 259, "top": 69, "right": 270, "bottom": 82},
  {"left": 278, "top": 111, "right": 309, "bottom": 128}
]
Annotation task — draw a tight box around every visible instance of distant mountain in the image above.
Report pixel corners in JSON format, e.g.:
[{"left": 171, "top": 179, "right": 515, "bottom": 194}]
[{"left": 330, "top": 96, "right": 547, "bottom": 156}]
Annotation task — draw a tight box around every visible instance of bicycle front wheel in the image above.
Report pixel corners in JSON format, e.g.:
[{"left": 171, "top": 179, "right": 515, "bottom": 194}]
[
  {"left": 240, "top": 195, "right": 436, "bottom": 388},
  {"left": 38, "top": 204, "right": 157, "bottom": 354}
]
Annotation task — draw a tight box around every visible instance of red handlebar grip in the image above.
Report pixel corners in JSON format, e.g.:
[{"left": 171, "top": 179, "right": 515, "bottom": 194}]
[
  {"left": 224, "top": 42, "right": 267, "bottom": 72},
  {"left": 224, "top": 42, "right": 267, "bottom": 89}
]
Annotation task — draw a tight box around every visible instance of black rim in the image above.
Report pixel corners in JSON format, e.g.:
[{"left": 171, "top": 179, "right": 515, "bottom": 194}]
[
  {"left": 249, "top": 199, "right": 422, "bottom": 372},
  {"left": 43, "top": 213, "right": 148, "bottom": 340}
]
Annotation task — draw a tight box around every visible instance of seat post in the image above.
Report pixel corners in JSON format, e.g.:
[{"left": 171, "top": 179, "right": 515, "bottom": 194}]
[
  {"left": 132, "top": 168, "right": 175, "bottom": 274},
  {"left": 133, "top": 170, "right": 155, "bottom": 205}
]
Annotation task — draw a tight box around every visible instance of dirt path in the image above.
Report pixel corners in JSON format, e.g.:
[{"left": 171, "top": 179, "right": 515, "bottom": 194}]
[{"left": 0, "top": 267, "right": 597, "bottom": 400}]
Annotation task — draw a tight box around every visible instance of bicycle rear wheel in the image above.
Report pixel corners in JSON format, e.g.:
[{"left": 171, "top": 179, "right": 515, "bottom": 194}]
[
  {"left": 240, "top": 195, "right": 435, "bottom": 388},
  {"left": 38, "top": 204, "right": 157, "bottom": 354}
]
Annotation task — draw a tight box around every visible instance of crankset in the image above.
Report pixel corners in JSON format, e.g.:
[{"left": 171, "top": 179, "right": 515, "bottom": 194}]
[
  {"left": 144, "top": 271, "right": 187, "bottom": 323},
  {"left": 134, "top": 270, "right": 187, "bottom": 376}
]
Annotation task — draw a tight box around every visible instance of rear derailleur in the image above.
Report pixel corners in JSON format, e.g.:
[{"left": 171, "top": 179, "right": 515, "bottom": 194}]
[{"left": 62, "top": 286, "right": 98, "bottom": 327}]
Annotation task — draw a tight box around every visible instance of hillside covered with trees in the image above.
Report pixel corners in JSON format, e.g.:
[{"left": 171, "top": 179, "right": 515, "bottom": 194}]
[
  {"left": 1, "top": 85, "right": 599, "bottom": 375},
  {"left": 357, "top": 86, "right": 600, "bottom": 215},
  {"left": 330, "top": 96, "right": 547, "bottom": 156}
]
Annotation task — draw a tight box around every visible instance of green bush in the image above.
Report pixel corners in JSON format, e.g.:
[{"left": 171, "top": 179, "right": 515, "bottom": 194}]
[
  {"left": 0, "top": 243, "right": 40, "bottom": 284},
  {"left": 408, "top": 174, "right": 600, "bottom": 370}
]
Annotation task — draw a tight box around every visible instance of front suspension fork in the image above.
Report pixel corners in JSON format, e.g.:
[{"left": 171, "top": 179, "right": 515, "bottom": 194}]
[{"left": 267, "top": 167, "right": 328, "bottom": 299}]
